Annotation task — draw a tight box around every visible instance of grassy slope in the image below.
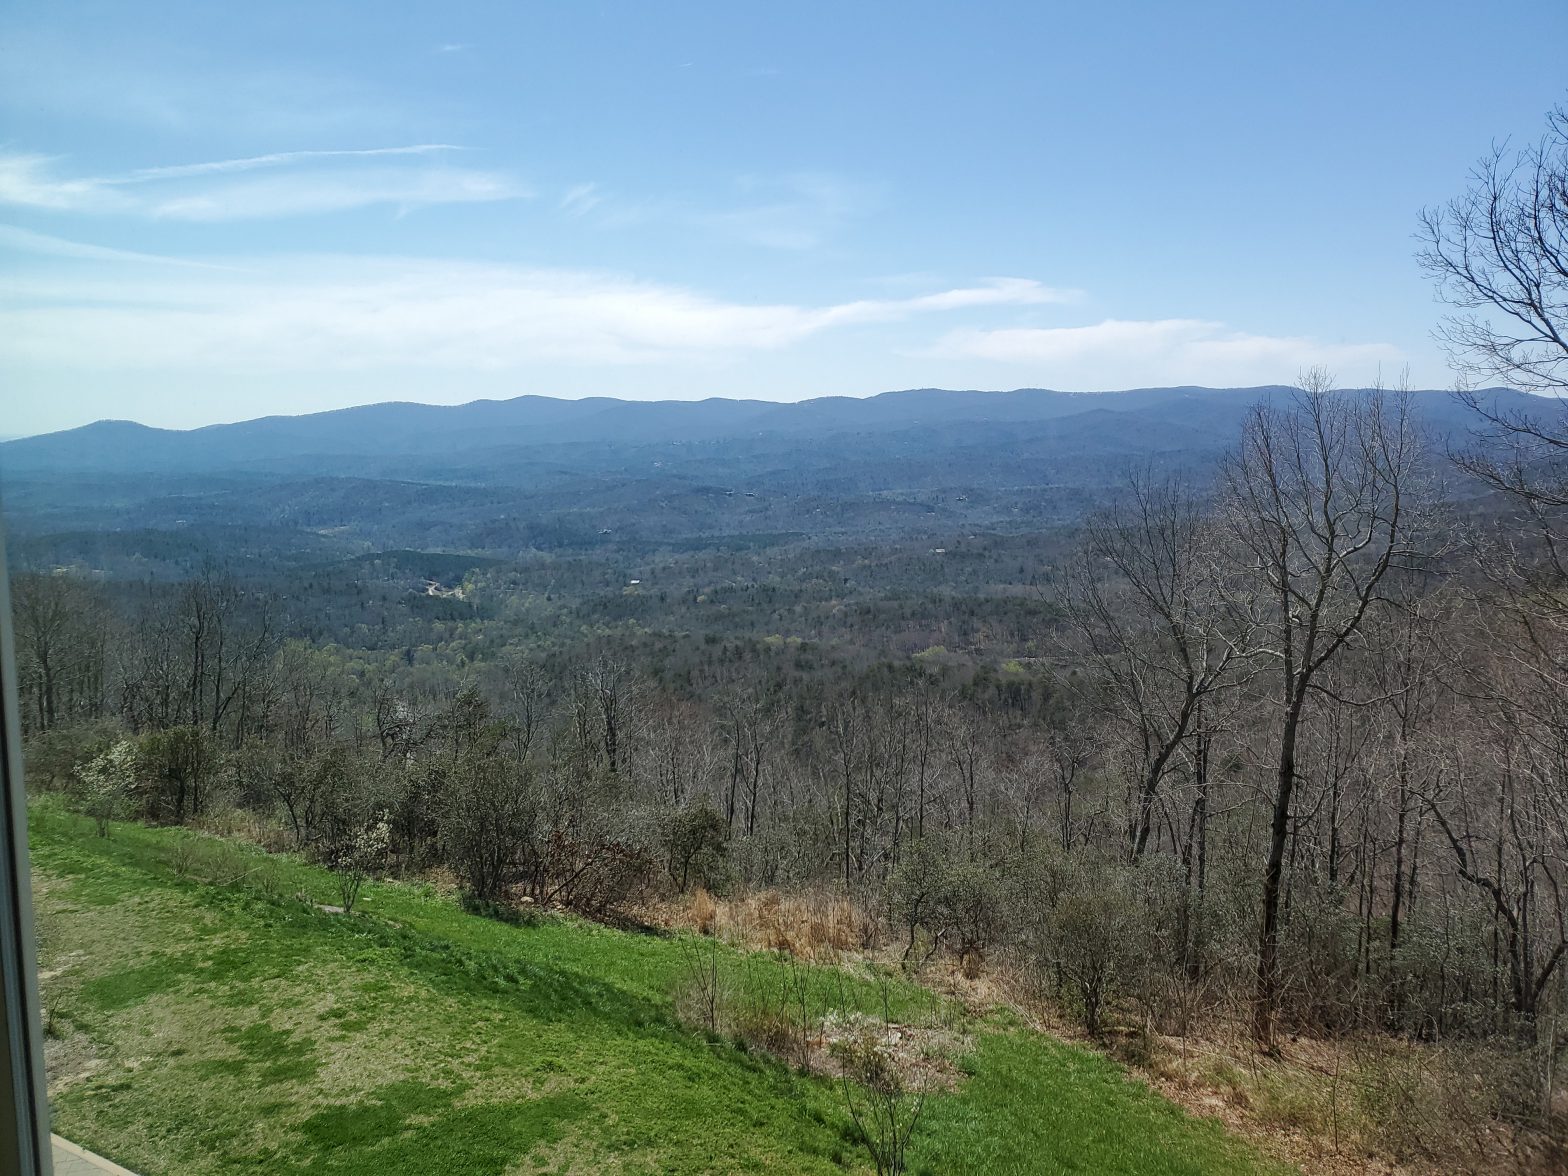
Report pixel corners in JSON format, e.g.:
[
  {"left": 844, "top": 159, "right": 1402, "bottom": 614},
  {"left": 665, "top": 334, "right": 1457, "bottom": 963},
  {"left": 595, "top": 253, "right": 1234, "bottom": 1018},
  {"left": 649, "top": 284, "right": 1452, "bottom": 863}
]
[{"left": 29, "top": 802, "right": 1290, "bottom": 1176}]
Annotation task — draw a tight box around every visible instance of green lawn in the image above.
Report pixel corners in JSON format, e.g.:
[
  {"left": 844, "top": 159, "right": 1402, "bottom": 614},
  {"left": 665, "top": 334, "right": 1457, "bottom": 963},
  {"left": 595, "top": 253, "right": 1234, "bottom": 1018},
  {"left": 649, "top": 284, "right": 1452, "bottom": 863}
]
[{"left": 27, "top": 801, "right": 1290, "bottom": 1175}]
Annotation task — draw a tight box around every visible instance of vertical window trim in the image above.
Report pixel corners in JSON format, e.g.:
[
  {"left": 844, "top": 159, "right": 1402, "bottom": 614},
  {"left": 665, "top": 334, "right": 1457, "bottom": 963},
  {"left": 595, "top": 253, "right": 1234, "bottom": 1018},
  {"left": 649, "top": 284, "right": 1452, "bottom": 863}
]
[{"left": 0, "top": 509, "right": 53, "bottom": 1175}]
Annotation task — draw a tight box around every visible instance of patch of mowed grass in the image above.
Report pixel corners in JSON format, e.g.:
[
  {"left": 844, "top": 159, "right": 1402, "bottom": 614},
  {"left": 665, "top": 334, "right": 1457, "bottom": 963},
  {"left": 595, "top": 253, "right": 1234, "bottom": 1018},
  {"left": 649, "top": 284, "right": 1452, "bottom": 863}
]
[
  {"left": 29, "top": 800, "right": 1290, "bottom": 1175},
  {"left": 29, "top": 803, "right": 864, "bottom": 1174},
  {"left": 907, "top": 1029, "right": 1290, "bottom": 1176}
]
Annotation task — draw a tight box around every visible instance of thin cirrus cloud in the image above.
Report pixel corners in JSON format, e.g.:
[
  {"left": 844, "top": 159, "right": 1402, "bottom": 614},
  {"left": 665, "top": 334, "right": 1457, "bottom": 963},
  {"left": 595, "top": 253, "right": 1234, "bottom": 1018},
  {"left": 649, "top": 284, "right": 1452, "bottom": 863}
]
[
  {"left": 559, "top": 182, "right": 604, "bottom": 218},
  {"left": 0, "top": 224, "right": 226, "bottom": 268},
  {"left": 110, "top": 144, "right": 463, "bottom": 182},
  {"left": 699, "top": 172, "right": 873, "bottom": 250},
  {"left": 927, "top": 319, "right": 1404, "bottom": 387},
  {"left": 569, "top": 172, "right": 878, "bottom": 251},
  {"left": 0, "top": 248, "right": 1067, "bottom": 373},
  {"left": 0, "top": 146, "right": 527, "bottom": 220}
]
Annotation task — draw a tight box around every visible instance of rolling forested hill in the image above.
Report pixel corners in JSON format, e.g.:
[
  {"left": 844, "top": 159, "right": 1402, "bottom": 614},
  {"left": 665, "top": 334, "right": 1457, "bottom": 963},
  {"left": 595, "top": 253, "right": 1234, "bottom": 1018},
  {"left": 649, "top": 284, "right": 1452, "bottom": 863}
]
[{"left": 0, "top": 385, "right": 1537, "bottom": 564}]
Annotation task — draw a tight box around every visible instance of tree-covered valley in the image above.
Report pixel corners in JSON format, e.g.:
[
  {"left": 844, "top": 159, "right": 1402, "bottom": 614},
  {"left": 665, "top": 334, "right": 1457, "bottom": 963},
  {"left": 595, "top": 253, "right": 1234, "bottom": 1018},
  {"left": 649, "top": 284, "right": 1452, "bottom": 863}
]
[{"left": 7, "top": 371, "right": 1568, "bottom": 1174}]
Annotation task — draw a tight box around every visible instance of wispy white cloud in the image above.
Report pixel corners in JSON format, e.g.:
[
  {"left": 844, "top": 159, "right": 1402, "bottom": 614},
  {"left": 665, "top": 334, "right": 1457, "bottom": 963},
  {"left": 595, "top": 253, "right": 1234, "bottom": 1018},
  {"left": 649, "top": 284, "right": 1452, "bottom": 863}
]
[
  {"left": 0, "top": 256, "right": 1060, "bottom": 373},
  {"left": 559, "top": 182, "right": 603, "bottom": 217},
  {"left": 146, "top": 168, "right": 524, "bottom": 221},
  {"left": 805, "top": 279, "right": 1076, "bottom": 333},
  {"left": 0, "top": 154, "right": 128, "bottom": 213},
  {"left": 926, "top": 319, "right": 1403, "bottom": 387},
  {"left": 701, "top": 172, "right": 874, "bottom": 250},
  {"left": 112, "top": 145, "right": 463, "bottom": 183},
  {"left": 562, "top": 172, "right": 879, "bottom": 249},
  {"left": 0, "top": 224, "right": 227, "bottom": 267},
  {"left": 0, "top": 148, "right": 525, "bottom": 220}
]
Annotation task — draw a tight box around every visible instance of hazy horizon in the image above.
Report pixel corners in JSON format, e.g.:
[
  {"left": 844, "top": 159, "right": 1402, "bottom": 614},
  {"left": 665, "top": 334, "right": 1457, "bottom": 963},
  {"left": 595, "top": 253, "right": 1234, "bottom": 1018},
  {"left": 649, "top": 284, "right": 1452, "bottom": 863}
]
[{"left": 10, "top": 378, "right": 1535, "bottom": 442}]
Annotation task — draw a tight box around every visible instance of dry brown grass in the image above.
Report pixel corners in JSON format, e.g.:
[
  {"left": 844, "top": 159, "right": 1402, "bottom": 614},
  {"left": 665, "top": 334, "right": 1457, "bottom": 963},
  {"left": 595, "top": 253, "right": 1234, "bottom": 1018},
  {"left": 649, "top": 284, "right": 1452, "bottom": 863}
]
[
  {"left": 656, "top": 887, "right": 881, "bottom": 961},
  {"left": 192, "top": 806, "right": 294, "bottom": 854},
  {"left": 1018, "top": 1002, "right": 1562, "bottom": 1176},
  {"left": 962, "top": 947, "right": 1568, "bottom": 1176},
  {"left": 690, "top": 887, "right": 718, "bottom": 936}
]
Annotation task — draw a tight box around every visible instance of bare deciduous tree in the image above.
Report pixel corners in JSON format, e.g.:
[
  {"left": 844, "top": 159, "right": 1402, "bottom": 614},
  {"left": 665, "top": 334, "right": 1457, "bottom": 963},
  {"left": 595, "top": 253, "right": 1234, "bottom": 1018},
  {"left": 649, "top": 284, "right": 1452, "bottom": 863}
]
[
  {"left": 1419, "top": 104, "right": 1568, "bottom": 401},
  {"left": 1424, "top": 609, "right": 1568, "bottom": 1026},
  {"left": 11, "top": 571, "right": 109, "bottom": 733},
  {"left": 1221, "top": 371, "right": 1425, "bottom": 1049},
  {"left": 1059, "top": 472, "right": 1242, "bottom": 861},
  {"left": 1420, "top": 103, "right": 1568, "bottom": 576}
]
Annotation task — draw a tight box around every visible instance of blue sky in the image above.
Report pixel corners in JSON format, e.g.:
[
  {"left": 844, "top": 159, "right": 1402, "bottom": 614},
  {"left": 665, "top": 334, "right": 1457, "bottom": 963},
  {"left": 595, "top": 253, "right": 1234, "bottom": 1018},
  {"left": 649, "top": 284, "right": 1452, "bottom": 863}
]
[{"left": 2, "top": 1, "right": 1565, "bottom": 435}]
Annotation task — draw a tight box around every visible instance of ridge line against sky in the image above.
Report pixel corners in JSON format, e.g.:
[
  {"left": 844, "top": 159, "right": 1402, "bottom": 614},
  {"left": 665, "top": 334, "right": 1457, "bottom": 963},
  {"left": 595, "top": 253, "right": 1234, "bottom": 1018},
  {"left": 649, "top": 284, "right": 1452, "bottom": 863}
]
[
  {"left": 6, "top": 383, "right": 1517, "bottom": 444},
  {"left": 1, "top": 1, "right": 1565, "bottom": 435}
]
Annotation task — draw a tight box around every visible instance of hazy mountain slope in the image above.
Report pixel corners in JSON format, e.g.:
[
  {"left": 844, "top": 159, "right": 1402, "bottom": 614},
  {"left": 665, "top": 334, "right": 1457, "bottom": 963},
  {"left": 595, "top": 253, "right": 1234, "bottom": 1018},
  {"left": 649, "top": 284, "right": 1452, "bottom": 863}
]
[
  {"left": 7, "top": 385, "right": 1535, "bottom": 479},
  {"left": 2, "top": 386, "right": 1545, "bottom": 561}
]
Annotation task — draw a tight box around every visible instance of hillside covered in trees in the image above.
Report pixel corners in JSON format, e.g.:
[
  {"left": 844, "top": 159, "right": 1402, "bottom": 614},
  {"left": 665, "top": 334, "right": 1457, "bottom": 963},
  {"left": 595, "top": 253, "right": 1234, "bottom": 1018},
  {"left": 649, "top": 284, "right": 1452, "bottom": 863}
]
[{"left": 8, "top": 366, "right": 1568, "bottom": 1172}]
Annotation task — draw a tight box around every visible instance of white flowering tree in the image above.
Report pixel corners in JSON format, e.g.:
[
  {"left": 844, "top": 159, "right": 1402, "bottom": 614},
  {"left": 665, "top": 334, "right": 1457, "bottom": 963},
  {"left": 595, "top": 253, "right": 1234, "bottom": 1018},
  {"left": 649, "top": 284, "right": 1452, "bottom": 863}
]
[
  {"left": 75, "top": 740, "right": 138, "bottom": 837},
  {"left": 331, "top": 815, "right": 390, "bottom": 915}
]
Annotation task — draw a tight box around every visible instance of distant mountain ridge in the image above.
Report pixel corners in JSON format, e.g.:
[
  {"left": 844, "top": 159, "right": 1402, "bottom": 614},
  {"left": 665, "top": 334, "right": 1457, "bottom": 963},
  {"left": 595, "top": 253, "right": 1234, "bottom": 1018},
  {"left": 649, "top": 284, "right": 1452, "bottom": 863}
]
[
  {"left": 3, "top": 384, "right": 1552, "bottom": 564},
  {"left": 0, "top": 385, "right": 1534, "bottom": 479}
]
